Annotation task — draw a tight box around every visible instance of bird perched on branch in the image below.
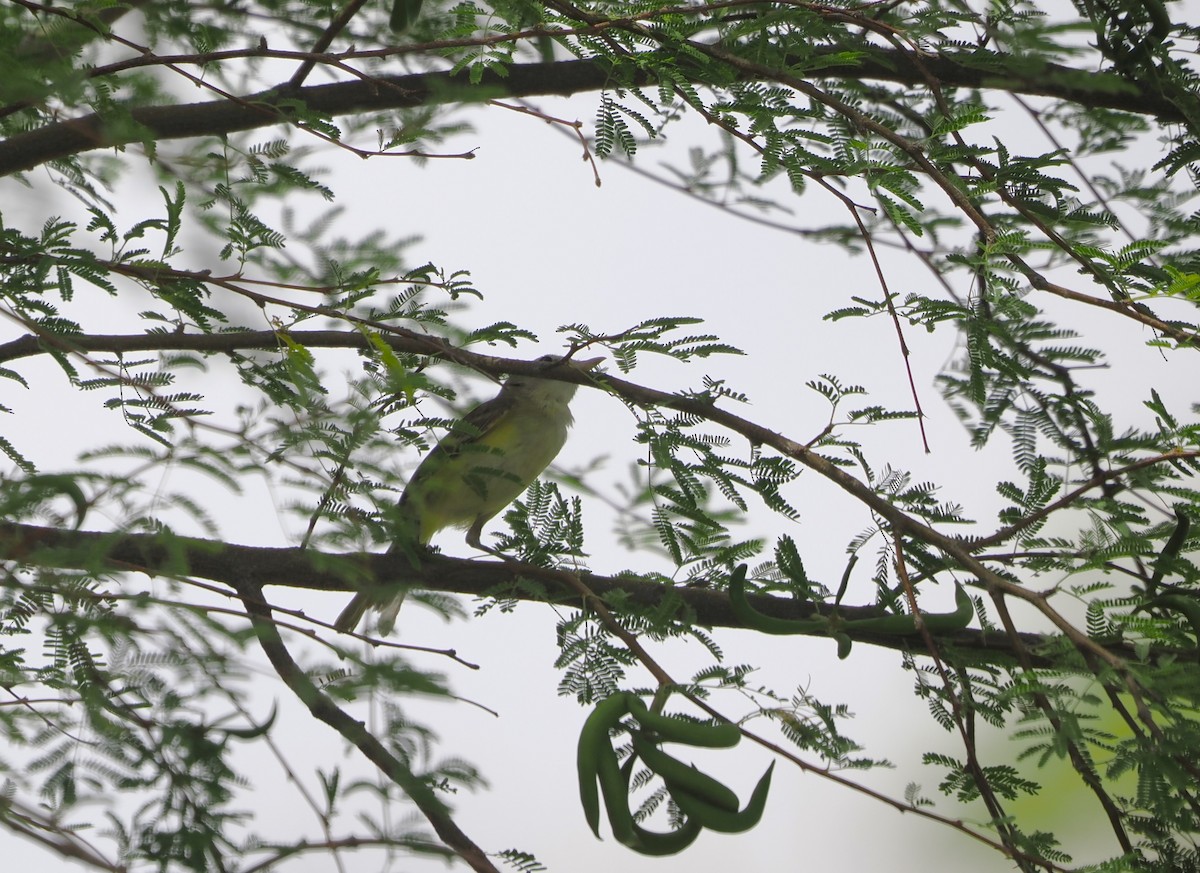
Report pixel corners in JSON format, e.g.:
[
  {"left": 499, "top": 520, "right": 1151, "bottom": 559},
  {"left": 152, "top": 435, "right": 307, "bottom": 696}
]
[{"left": 335, "top": 354, "right": 605, "bottom": 635}]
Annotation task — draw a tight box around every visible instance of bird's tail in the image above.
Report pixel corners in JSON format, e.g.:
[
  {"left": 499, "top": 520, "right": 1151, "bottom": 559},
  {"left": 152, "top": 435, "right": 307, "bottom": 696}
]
[
  {"left": 375, "top": 590, "right": 407, "bottom": 636},
  {"left": 333, "top": 588, "right": 409, "bottom": 635},
  {"left": 333, "top": 592, "right": 371, "bottom": 633},
  {"left": 334, "top": 501, "right": 422, "bottom": 634}
]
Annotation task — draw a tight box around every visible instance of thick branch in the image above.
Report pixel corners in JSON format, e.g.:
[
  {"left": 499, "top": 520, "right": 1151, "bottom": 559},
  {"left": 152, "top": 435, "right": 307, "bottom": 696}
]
[
  {"left": 236, "top": 580, "right": 500, "bottom": 873},
  {"left": 0, "top": 59, "right": 643, "bottom": 177},
  {"left": 0, "top": 328, "right": 398, "bottom": 363},
  {"left": 0, "top": 520, "right": 1137, "bottom": 669},
  {"left": 0, "top": 48, "right": 1173, "bottom": 178}
]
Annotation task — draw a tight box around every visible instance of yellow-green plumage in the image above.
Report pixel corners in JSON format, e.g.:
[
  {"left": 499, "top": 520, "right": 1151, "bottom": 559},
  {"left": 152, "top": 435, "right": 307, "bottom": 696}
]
[{"left": 335, "top": 355, "right": 603, "bottom": 635}]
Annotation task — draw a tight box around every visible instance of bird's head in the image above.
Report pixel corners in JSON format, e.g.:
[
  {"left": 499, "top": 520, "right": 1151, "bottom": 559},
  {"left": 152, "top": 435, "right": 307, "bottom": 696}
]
[{"left": 503, "top": 354, "right": 604, "bottom": 405}]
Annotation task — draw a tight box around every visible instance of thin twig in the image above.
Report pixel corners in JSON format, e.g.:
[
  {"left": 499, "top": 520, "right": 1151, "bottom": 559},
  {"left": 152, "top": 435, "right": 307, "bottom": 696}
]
[{"left": 287, "top": 0, "right": 372, "bottom": 90}]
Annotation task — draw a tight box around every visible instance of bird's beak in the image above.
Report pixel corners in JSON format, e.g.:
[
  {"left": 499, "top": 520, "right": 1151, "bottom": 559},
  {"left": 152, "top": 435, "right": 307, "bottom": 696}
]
[{"left": 572, "top": 356, "right": 605, "bottom": 371}]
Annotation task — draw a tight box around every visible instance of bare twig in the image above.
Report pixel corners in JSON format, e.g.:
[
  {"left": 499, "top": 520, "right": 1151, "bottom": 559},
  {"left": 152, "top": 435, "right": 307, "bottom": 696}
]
[{"left": 0, "top": 797, "right": 123, "bottom": 871}]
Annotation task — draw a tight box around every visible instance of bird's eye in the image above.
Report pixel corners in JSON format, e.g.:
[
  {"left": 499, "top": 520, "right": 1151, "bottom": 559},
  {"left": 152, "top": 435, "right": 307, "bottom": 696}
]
[{"left": 535, "top": 354, "right": 558, "bottom": 363}]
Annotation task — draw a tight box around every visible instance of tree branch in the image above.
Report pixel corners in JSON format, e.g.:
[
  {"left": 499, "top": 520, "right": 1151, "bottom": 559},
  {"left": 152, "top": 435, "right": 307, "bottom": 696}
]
[
  {"left": 0, "top": 520, "right": 1149, "bottom": 669},
  {"left": 0, "top": 327, "right": 402, "bottom": 363},
  {"left": 0, "top": 795, "right": 123, "bottom": 871},
  {"left": 0, "top": 47, "right": 1178, "bottom": 178},
  {"left": 234, "top": 579, "right": 500, "bottom": 873}
]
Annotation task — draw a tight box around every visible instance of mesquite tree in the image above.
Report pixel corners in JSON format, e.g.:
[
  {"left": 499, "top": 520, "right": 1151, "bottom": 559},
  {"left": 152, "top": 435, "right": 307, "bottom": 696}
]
[{"left": 2, "top": 1, "right": 1199, "bottom": 871}]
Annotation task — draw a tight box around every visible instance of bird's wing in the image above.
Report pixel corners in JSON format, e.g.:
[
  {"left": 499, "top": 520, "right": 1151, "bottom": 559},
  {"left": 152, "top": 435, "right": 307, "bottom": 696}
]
[
  {"left": 419, "top": 392, "right": 510, "bottom": 461},
  {"left": 398, "top": 392, "right": 512, "bottom": 503},
  {"left": 391, "top": 392, "right": 512, "bottom": 544}
]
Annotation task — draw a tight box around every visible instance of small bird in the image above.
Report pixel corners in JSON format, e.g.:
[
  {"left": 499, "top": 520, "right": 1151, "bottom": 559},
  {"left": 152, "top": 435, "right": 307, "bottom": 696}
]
[{"left": 335, "top": 354, "right": 604, "bottom": 635}]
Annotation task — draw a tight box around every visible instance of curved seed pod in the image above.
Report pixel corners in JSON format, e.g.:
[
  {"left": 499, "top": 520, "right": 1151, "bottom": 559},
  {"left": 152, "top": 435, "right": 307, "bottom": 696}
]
[
  {"left": 840, "top": 584, "right": 976, "bottom": 635},
  {"left": 630, "top": 732, "right": 740, "bottom": 812},
  {"left": 730, "top": 564, "right": 973, "bottom": 646},
  {"left": 835, "top": 632, "right": 853, "bottom": 660},
  {"left": 1148, "top": 508, "right": 1191, "bottom": 595},
  {"left": 667, "top": 761, "right": 775, "bottom": 834},
  {"left": 597, "top": 743, "right": 702, "bottom": 854},
  {"left": 596, "top": 735, "right": 637, "bottom": 846},
  {"left": 613, "top": 755, "right": 703, "bottom": 855},
  {"left": 577, "top": 692, "right": 633, "bottom": 838},
  {"left": 728, "top": 563, "right": 829, "bottom": 636},
  {"left": 627, "top": 695, "right": 741, "bottom": 749},
  {"left": 628, "top": 809, "right": 703, "bottom": 854},
  {"left": 834, "top": 613, "right": 915, "bottom": 634},
  {"left": 3, "top": 474, "right": 90, "bottom": 529},
  {"left": 216, "top": 703, "right": 279, "bottom": 740},
  {"left": 1145, "top": 594, "right": 1200, "bottom": 648},
  {"left": 389, "top": 0, "right": 424, "bottom": 31},
  {"left": 924, "top": 584, "right": 976, "bottom": 632}
]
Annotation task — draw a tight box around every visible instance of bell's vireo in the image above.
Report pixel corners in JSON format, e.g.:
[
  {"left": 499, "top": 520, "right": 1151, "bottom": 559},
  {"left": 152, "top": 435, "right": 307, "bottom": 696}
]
[{"left": 335, "top": 354, "right": 603, "bottom": 634}]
